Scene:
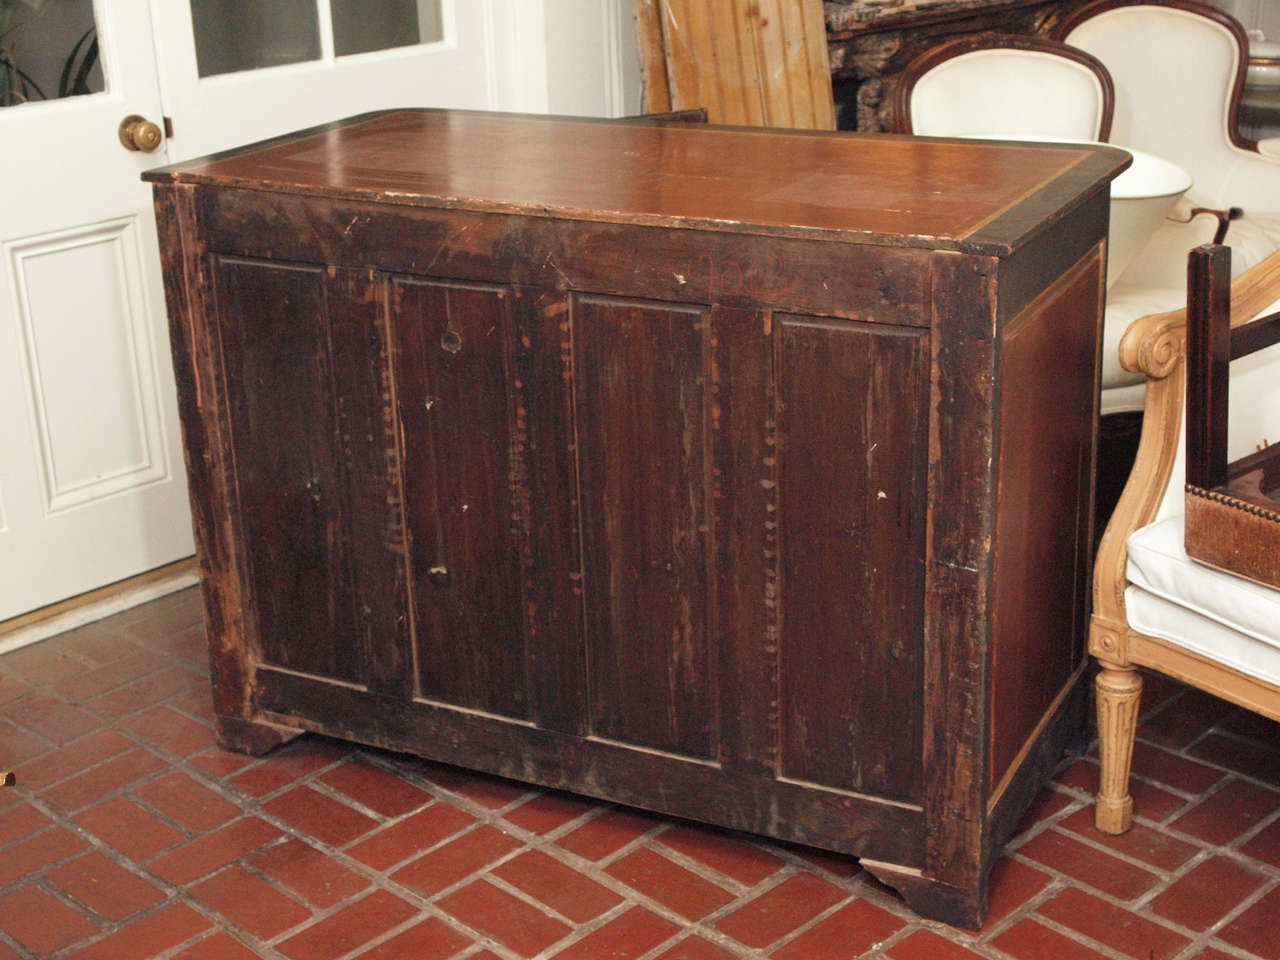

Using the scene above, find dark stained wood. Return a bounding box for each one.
[511,288,590,736]
[251,667,926,865]
[195,188,935,321]
[151,186,279,734]
[325,268,410,695]
[390,279,531,719]
[1184,243,1280,590]
[921,250,999,926]
[990,245,1103,791]
[150,111,1121,928]
[776,314,929,801]
[1185,245,1232,491]
[214,258,365,686]
[1230,310,1280,362]
[573,296,716,759]
[711,305,779,778]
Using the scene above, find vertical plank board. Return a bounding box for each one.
[391,279,531,720]
[989,247,1102,792]
[719,0,767,126]
[215,257,362,686]
[775,314,929,801]
[574,296,717,760]
[153,186,255,725]
[922,250,998,917]
[661,1,712,119]
[747,0,795,128]
[659,0,833,129]
[798,0,837,130]
[634,0,673,113]
[512,287,589,735]
[712,306,777,776]
[326,268,411,696]
[1185,244,1232,490]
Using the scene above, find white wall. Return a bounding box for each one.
[489,0,641,117]
[1206,0,1280,42]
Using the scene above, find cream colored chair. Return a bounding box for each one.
[1090,244,1280,834]
[892,34,1114,141]
[891,35,1191,417]
[1057,0,1280,279]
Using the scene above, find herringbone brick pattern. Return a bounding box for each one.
[1,588,1277,959]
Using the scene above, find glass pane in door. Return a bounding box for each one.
[331,0,442,57]
[189,0,320,78]
[1,0,103,107]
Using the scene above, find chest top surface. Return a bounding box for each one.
[145,109,1129,254]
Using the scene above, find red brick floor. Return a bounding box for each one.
[1,587,1278,959]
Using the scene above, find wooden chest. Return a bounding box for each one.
[146,110,1127,926]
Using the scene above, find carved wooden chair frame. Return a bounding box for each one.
[890,33,1116,139]
[1090,245,1280,834]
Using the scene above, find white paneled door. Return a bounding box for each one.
[0,0,537,621]
[148,1,494,163]
[0,0,189,622]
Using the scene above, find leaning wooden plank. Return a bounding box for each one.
[634,0,672,112]
[640,0,835,129]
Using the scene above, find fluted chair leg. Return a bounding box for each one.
[1095,666,1142,834]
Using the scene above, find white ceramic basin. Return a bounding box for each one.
[965,135,1191,288]
[1107,146,1194,287]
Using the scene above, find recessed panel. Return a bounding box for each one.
[215,256,365,685]
[574,296,716,760]
[391,277,532,719]
[776,314,929,801]
[6,218,169,514]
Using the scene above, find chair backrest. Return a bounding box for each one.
[1056,0,1255,204]
[892,34,1114,141]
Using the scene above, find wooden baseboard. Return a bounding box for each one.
[0,558,199,651]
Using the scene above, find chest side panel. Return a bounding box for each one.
[989,244,1104,794]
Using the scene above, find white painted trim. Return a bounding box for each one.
[602,0,626,117]
[0,569,200,656]
[478,0,501,110]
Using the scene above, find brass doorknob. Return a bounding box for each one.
[118,114,163,152]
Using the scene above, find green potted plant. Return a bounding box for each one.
[0,0,46,105]
[1,0,98,107]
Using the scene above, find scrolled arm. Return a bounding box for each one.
[1118,306,1185,379]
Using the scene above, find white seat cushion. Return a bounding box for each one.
[1126,514,1280,687]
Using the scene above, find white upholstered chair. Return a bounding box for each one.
[1057,0,1280,279]
[892,34,1114,141]
[1047,0,1280,414]
[1090,244,1280,834]
[892,35,1184,416]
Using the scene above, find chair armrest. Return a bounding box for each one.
[1093,247,1280,659]
[1094,307,1188,653]
[1117,305,1186,379]
[1229,246,1280,325]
